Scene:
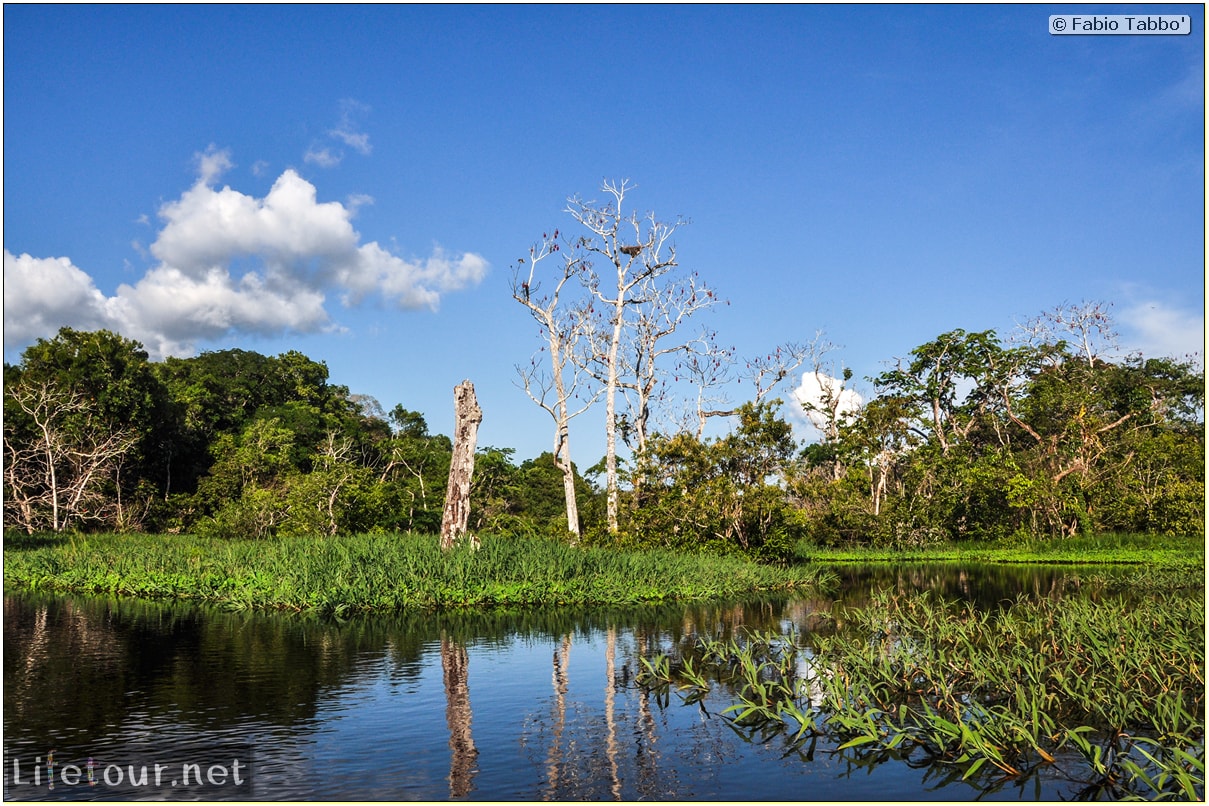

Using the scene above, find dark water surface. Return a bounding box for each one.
[2,564,1136,800]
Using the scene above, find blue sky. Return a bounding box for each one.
[4,4,1204,467]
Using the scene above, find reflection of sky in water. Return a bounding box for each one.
[4,572,1125,801]
[288,627,941,801]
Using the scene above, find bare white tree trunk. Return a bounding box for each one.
[603,291,625,532]
[554,413,580,539]
[5,379,138,533]
[568,179,684,533]
[513,236,599,540]
[440,380,482,550]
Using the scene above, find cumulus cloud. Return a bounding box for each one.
[4,148,487,359]
[789,371,865,440]
[1118,300,1204,364]
[3,252,115,346]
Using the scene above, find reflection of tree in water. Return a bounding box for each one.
[828,563,1095,613]
[542,633,571,799]
[5,596,125,743]
[7,591,858,798]
[603,627,621,801]
[633,630,669,798]
[529,630,668,801]
[3,592,431,751]
[531,605,817,802]
[441,634,478,798]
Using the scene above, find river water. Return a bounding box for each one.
[2,564,1145,800]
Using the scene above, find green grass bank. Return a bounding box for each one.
[796,532,1204,569]
[2,531,832,616]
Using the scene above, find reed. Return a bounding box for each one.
[2,531,834,614]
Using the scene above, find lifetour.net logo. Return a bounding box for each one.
[4,746,254,799]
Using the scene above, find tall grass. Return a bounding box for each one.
[2,532,833,615]
[796,531,1204,568]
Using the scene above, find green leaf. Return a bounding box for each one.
[837,734,880,751]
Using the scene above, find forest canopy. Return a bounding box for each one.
[3,315,1203,557]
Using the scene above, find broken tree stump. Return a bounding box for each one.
[440,380,482,550]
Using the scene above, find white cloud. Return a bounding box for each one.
[151,166,358,278]
[346,193,374,211]
[196,144,234,185]
[109,265,334,358]
[304,100,373,168]
[330,99,372,155]
[331,126,371,156]
[788,371,865,440]
[1118,300,1204,363]
[4,151,487,359]
[3,252,115,346]
[303,146,341,168]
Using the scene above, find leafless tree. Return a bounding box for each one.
[1014,300,1119,367]
[316,431,357,537]
[581,270,724,453]
[680,328,735,439]
[567,179,686,533]
[440,381,482,550]
[4,378,138,533]
[512,234,600,540]
[694,335,828,434]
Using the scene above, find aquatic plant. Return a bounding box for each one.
[637,587,1205,799]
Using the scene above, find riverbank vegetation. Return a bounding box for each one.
[638,585,1205,799]
[7,169,1207,559]
[797,532,1203,569]
[2,189,1202,556]
[4,311,1202,561]
[1,532,832,615]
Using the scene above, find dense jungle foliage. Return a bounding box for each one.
[3,324,1203,559]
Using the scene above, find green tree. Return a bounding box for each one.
[370,409,452,534]
[194,418,297,538]
[626,401,804,560]
[3,328,171,531]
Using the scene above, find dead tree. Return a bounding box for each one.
[4,378,139,533]
[1014,300,1119,368]
[440,380,482,550]
[568,179,684,533]
[694,336,829,435]
[612,270,722,454]
[512,235,599,540]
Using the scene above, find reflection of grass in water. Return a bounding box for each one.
[638,585,1205,800]
[2,532,835,615]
